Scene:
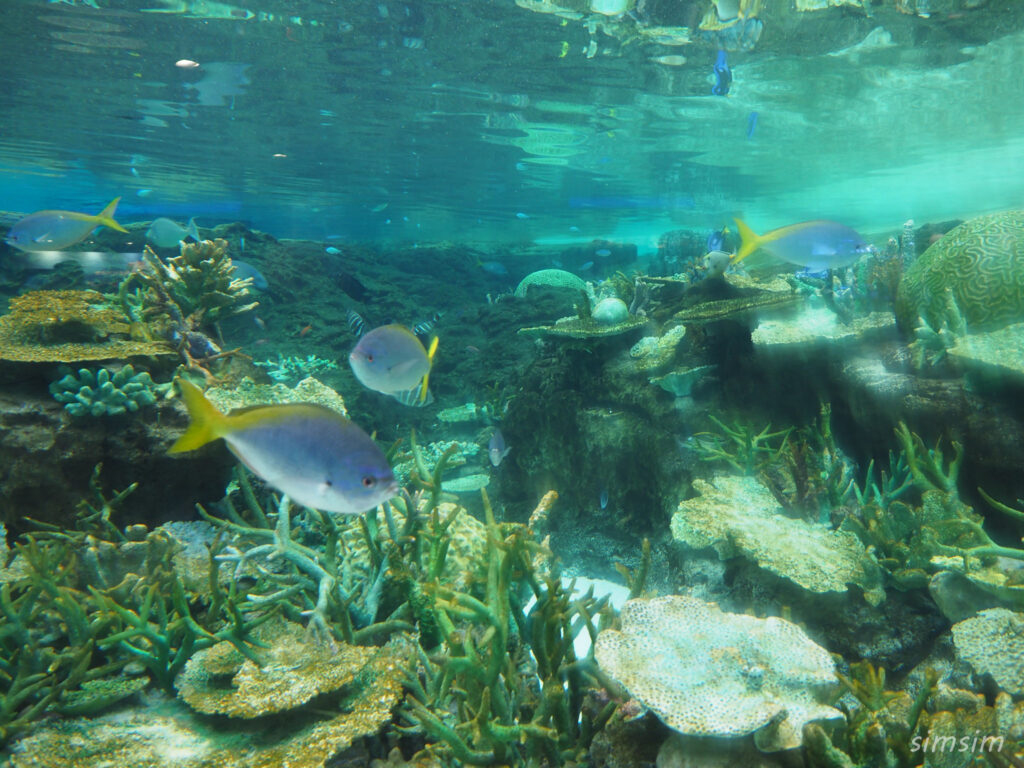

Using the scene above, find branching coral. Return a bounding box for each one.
[117,240,257,379]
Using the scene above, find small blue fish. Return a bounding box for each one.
[707,226,728,253]
[746,111,758,139]
[599,487,609,509]
[325,246,341,255]
[580,261,594,271]
[480,260,508,276]
[712,50,731,96]
[516,212,529,220]
[6,198,128,252]
[594,248,612,258]
[488,428,511,467]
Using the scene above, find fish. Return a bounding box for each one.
[594,248,612,258]
[707,226,728,253]
[299,324,313,337]
[169,378,397,515]
[712,49,731,96]
[412,311,444,337]
[349,324,438,406]
[5,197,129,252]
[732,218,870,270]
[488,428,510,467]
[704,250,732,278]
[346,309,366,337]
[479,260,509,276]
[580,261,594,271]
[746,111,758,139]
[146,217,200,248]
[599,487,609,509]
[325,246,341,255]
[230,259,268,291]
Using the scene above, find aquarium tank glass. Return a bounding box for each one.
[2,0,1024,766]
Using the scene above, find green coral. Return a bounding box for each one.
[514,269,589,298]
[49,365,166,417]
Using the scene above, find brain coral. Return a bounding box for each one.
[595,594,840,751]
[895,210,1024,332]
[514,268,588,298]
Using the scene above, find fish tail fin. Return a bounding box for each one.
[186,217,201,242]
[96,196,129,233]
[169,378,227,453]
[732,217,761,264]
[418,336,439,403]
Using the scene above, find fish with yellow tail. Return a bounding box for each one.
[5,197,129,252]
[732,218,870,271]
[169,379,397,515]
[349,324,438,406]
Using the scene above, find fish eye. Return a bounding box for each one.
[366,353,374,363]
[361,476,376,488]
[324,479,333,487]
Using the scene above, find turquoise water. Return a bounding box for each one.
[3,2,1024,767]
[3,1,1022,246]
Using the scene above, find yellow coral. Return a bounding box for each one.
[0,289,174,363]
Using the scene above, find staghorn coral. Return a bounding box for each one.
[594,594,841,751]
[49,364,167,417]
[0,289,174,363]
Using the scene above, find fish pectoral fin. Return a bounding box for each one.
[812,244,838,256]
[33,233,52,244]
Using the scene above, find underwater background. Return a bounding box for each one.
[3,0,1024,766]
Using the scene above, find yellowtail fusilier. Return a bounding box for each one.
[732,218,870,270]
[4,197,129,252]
[349,324,438,406]
[169,379,397,514]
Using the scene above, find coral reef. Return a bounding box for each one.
[254,354,338,384]
[117,240,257,378]
[895,210,1024,333]
[514,268,589,298]
[671,475,886,605]
[595,594,841,751]
[49,365,167,417]
[0,289,174,363]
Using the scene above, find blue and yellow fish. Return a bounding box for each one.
[170,379,396,515]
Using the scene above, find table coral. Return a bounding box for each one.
[177,617,380,717]
[594,594,841,751]
[671,475,886,605]
[0,289,174,363]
